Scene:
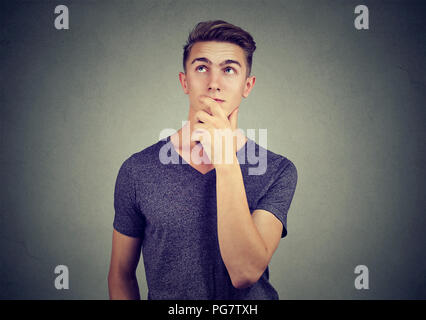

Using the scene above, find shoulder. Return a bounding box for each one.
[249,138,297,180]
[118,138,166,179]
[267,147,296,173]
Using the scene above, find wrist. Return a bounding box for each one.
[214,155,240,173]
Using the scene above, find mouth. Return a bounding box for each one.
[213,98,225,103]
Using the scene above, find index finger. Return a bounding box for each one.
[199,96,225,118]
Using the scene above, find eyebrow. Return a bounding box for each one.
[190,57,242,69]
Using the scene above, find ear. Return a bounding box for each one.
[242,75,256,98]
[179,72,189,94]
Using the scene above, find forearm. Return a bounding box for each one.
[215,157,268,288]
[108,273,141,300]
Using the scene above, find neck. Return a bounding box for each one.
[171,108,248,155]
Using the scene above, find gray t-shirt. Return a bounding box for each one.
[113,135,298,300]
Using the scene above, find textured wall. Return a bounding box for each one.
[0,0,425,299]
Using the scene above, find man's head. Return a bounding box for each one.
[179,20,257,117]
[182,20,256,78]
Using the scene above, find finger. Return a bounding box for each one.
[195,110,215,125]
[191,123,208,142]
[193,122,208,131]
[192,123,210,137]
[198,96,213,115]
[228,107,239,131]
[199,96,225,119]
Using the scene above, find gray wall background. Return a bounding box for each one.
[1,0,425,299]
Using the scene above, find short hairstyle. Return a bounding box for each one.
[183,20,256,78]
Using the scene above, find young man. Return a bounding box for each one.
[108,20,298,300]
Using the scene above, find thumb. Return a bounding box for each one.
[229,107,239,131]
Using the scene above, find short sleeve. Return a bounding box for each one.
[113,158,145,238]
[254,159,298,238]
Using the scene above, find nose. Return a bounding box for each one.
[208,69,221,92]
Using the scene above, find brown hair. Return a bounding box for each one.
[183,20,256,78]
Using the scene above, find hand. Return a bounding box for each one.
[192,96,239,167]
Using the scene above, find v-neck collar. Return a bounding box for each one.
[165,135,248,177]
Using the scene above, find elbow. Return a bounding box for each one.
[227,250,270,289]
[231,277,254,289]
[230,268,265,289]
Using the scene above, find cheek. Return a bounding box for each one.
[187,76,206,93]
[228,81,246,98]
[225,84,245,110]
[225,77,245,90]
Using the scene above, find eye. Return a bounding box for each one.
[196,65,207,72]
[224,67,235,74]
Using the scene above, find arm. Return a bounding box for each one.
[108,229,143,299]
[193,97,284,289]
[215,157,283,289]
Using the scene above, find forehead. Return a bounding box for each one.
[189,41,246,66]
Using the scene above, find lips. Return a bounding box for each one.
[203,95,225,103]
